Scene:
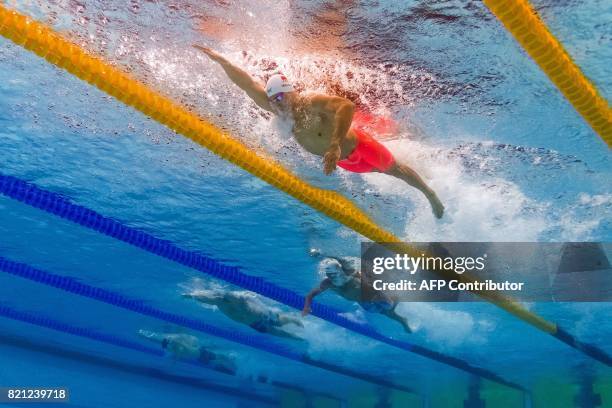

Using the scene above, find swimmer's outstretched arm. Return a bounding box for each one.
[182,290,220,305]
[311,96,355,174]
[193,45,273,112]
[137,329,165,345]
[302,278,332,316]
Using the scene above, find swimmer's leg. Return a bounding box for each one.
[212,356,238,376]
[384,162,444,219]
[382,308,413,334]
[268,326,305,341]
[278,313,304,328]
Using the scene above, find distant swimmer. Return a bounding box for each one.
[302,256,412,333]
[138,330,237,375]
[193,45,444,218]
[183,289,305,341]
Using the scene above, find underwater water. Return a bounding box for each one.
[0,0,611,407]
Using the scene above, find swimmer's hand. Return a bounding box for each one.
[193,45,223,62]
[301,299,312,317]
[323,144,341,175]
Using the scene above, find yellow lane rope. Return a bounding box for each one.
[483,0,612,146]
[0,5,557,334]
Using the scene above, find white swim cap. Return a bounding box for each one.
[319,258,351,287]
[265,74,294,98]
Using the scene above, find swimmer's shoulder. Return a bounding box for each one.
[339,256,361,273]
[308,94,353,111]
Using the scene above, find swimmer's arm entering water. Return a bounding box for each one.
[311,96,355,174]
[193,45,273,112]
[302,278,332,316]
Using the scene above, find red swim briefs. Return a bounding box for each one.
[337,127,395,173]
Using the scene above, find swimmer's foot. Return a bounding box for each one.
[181,293,194,299]
[427,191,445,219]
[402,320,413,334]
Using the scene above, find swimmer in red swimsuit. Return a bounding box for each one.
[195,46,445,218]
[336,127,396,174]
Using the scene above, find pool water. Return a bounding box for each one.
[0,1,610,407]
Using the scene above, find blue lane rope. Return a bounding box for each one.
[0,173,524,388]
[0,304,164,357]
[553,327,612,366]
[0,255,416,394]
